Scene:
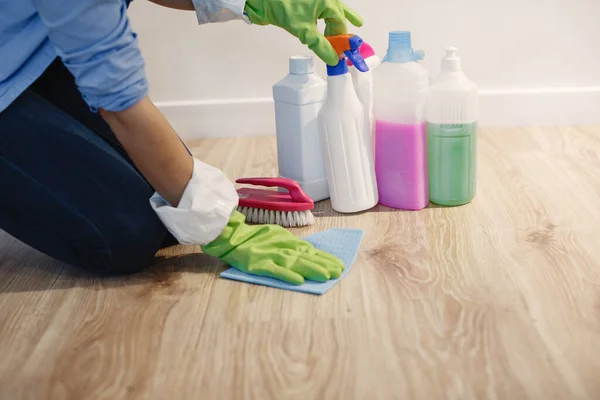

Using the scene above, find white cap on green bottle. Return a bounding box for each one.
[442,47,461,72]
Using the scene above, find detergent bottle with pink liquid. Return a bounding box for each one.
[373,31,430,210]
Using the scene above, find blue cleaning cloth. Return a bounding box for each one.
[220,228,364,295]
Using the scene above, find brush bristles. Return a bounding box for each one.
[237,207,315,227]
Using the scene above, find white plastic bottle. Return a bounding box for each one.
[426,47,478,206]
[319,35,378,213]
[273,56,329,202]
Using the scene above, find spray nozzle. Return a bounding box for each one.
[325,34,369,76]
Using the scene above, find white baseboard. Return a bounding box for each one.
[156,98,275,139]
[155,87,600,139]
[478,86,600,126]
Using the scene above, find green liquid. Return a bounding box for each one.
[426,122,477,206]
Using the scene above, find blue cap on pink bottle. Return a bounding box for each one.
[383,31,425,63]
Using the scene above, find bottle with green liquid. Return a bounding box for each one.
[426,47,478,206]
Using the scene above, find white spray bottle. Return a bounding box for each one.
[318,34,378,213]
[348,42,381,144]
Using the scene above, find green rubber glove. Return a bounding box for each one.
[244,0,363,66]
[201,211,344,285]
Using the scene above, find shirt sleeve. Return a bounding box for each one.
[32,0,147,112]
[191,0,251,24]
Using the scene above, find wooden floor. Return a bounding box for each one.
[1,126,600,399]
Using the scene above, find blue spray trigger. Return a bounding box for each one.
[345,50,369,72]
[325,34,371,76]
[345,35,369,72]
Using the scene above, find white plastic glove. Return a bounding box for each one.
[149,158,239,245]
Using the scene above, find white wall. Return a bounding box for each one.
[128,0,600,137]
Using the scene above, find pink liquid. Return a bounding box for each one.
[375,120,429,210]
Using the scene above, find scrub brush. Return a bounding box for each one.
[235,177,315,227]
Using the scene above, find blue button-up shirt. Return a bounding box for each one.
[0,0,146,113]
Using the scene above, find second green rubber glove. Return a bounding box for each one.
[201,211,345,285]
[244,0,363,66]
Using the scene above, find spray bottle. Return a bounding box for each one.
[373,31,430,210]
[426,47,478,206]
[348,42,381,145]
[318,34,378,213]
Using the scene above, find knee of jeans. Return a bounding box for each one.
[71,215,168,276]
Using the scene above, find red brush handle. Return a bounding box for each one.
[235,177,313,203]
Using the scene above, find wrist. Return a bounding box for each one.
[191,0,251,24]
[150,158,239,246]
[200,210,245,256]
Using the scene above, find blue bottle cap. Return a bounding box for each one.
[383,31,425,63]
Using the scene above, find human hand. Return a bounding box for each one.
[201,211,345,285]
[244,0,363,66]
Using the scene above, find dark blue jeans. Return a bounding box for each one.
[0,59,177,275]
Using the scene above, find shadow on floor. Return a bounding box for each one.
[0,201,466,294]
[312,199,459,217]
[0,241,227,294]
